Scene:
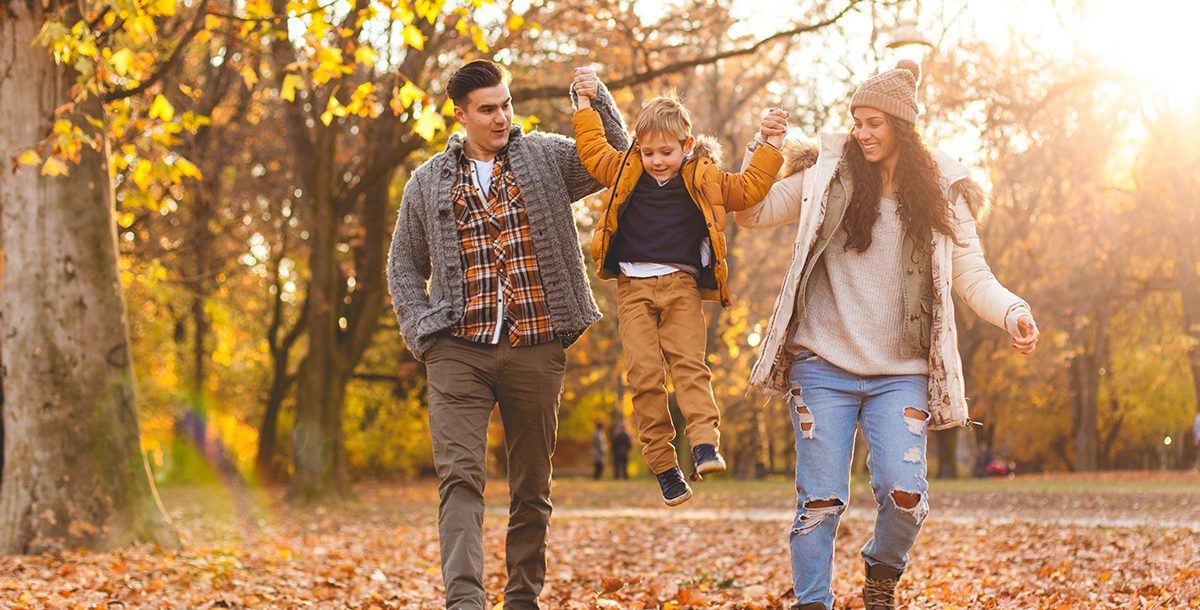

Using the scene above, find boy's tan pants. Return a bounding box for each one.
[616,272,720,474]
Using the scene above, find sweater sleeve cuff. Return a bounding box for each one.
[1004,302,1032,337]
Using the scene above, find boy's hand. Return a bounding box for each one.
[572,67,599,108]
[759,108,789,149]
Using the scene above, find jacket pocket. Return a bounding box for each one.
[919,297,933,352]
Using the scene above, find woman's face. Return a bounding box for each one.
[851,107,898,166]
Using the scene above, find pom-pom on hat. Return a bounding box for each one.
[850,59,921,123]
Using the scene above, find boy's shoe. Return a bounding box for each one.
[692,444,727,477]
[862,561,903,610]
[655,467,693,506]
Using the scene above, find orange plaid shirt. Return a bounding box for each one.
[449,150,557,347]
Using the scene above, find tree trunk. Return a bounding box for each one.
[285,126,353,505]
[1,245,5,488]
[1176,235,1200,440]
[0,3,179,552]
[1069,353,1100,472]
[256,361,292,480]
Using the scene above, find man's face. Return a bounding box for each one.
[454,83,513,159]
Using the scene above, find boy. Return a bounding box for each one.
[572,72,787,505]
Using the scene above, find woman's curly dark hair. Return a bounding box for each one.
[841,115,960,254]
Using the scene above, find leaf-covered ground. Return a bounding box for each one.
[3,473,1198,609]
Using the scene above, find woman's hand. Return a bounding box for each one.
[759,107,789,148]
[1011,315,1039,355]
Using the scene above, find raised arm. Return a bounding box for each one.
[734,109,805,229]
[572,105,626,187]
[551,68,630,202]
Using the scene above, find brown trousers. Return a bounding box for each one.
[425,335,566,610]
[617,272,720,474]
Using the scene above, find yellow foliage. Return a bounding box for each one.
[397,81,424,110]
[17,149,42,167]
[110,47,135,76]
[41,157,69,177]
[280,74,304,102]
[401,24,426,50]
[149,94,175,121]
[413,104,446,140]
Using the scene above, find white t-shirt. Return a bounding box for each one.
[469,158,495,194]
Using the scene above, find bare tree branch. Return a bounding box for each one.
[510,0,865,102]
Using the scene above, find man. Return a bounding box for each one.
[611,423,632,480]
[387,60,627,610]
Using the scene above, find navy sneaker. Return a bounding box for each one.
[655,466,693,506]
[692,443,727,477]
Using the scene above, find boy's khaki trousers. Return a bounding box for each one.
[617,272,721,474]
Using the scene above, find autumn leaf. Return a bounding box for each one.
[413,105,445,140]
[110,48,134,75]
[41,156,69,176]
[149,94,175,121]
[281,73,304,102]
[18,149,42,167]
[401,24,426,50]
[397,81,424,111]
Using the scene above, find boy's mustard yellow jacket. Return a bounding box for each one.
[572,106,784,307]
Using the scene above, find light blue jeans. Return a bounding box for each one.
[787,352,931,609]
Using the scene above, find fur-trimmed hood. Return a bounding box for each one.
[774,137,989,223]
[688,134,723,168]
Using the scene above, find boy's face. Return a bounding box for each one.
[638,131,694,183]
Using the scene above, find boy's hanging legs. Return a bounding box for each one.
[656,272,719,450]
[616,275,677,474]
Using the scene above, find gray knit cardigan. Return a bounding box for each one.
[387,83,629,361]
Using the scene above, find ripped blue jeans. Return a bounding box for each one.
[787,352,930,609]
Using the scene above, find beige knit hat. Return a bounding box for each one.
[850,59,921,123]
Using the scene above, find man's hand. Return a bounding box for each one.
[572,66,599,109]
[759,107,789,149]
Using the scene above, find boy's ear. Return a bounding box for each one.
[683,135,696,155]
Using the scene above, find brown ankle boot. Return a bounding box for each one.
[796,603,826,610]
[862,561,903,610]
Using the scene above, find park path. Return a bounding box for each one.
[543,505,1200,531]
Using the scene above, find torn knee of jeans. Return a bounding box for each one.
[890,487,929,522]
[792,497,844,535]
[903,406,929,435]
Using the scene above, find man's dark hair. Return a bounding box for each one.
[446,60,511,106]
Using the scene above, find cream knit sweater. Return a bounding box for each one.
[787,198,930,376]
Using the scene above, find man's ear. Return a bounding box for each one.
[453,103,466,125]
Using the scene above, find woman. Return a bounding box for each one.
[740,60,1038,610]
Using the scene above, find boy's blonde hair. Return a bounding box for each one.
[634,94,692,143]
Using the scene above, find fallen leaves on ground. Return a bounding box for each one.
[1,474,1198,609]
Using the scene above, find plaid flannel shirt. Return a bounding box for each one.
[449,150,557,347]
